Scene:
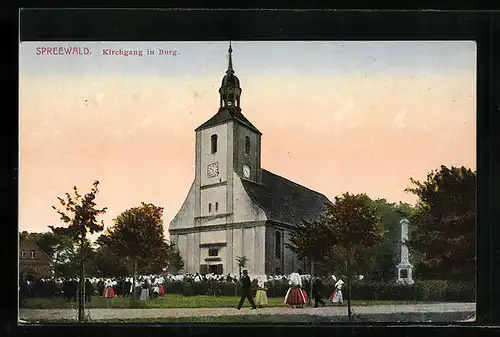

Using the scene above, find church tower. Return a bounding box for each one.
[169,42,331,276]
[194,42,262,227]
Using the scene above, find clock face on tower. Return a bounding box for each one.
[207,162,219,178]
[243,165,250,179]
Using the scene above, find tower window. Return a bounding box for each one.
[208,203,212,212]
[275,231,281,259]
[211,134,218,154]
[245,136,250,155]
[215,202,219,212]
[30,250,35,259]
[21,250,26,259]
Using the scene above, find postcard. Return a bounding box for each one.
[18,40,476,324]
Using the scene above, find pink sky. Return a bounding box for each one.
[19,41,476,241]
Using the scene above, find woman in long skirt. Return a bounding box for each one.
[254,277,268,308]
[284,272,307,308]
[329,278,344,304]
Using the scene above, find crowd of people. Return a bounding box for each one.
[20,271,358,308]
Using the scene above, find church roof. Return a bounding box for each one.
[241,169,332,226]
[195,107,262,134]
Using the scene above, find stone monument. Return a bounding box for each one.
[396,218,414,284]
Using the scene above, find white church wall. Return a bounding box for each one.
[187,233,196,273]
[193,232,200,272]
[169,181,195,230]
[200,124,228,187]
[177,234,188,272]
[200,186,227,217]
[232,172,267,223]
[232,228,243,273]
[200,246,226,269]
[200,230,226,244]
[242,227,255,273]
[225,229,233,273]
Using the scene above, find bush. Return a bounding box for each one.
[182,281,211,296]
[163,281,184,294]
[347,280,475,302]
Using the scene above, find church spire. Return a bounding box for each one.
[219,41,241,109]
[227,41,234,75]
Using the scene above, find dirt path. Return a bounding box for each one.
[19,302,476,321]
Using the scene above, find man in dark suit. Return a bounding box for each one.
[237,270,257,310]
[312,276,326,308]
[85,279,93,302]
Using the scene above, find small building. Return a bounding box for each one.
[19,239,51,279]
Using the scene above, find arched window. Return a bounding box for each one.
[245,136,250,155]
[275,231,281,259]
[208,203,212,212]
[211,134,218,154]
[215,202,219,212]
[21,250,26,259]
[30,250,35,259]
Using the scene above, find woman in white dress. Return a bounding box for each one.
[329,278,344,304]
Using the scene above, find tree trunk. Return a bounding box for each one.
[132,259,137,300]
[347,246,353,322]
[78,231,85,323]
[310,260,315,307]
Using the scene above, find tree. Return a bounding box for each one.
[89,236,129,278]
[405,165,476,282]
[235,255,249,279]
[325,193,383,321]
[99,202,169,299]
[286,216,333,301]
[50,181,107,322]
[369,200,416,282]
[165,244,185,274]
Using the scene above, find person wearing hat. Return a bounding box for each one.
[236,270,257,310]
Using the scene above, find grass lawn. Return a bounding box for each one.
[20,295,434,309]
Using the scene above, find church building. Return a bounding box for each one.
[169,44,332,276]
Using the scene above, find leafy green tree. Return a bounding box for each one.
[50,181,107,322]
[405,165,476,282]
[324,193,383,321]
[99,202,169,299]
[286,216,333,299]
[165,244,185,274]
[89,236,129,278]
[369,200,416,281]
[235,255,249,279]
